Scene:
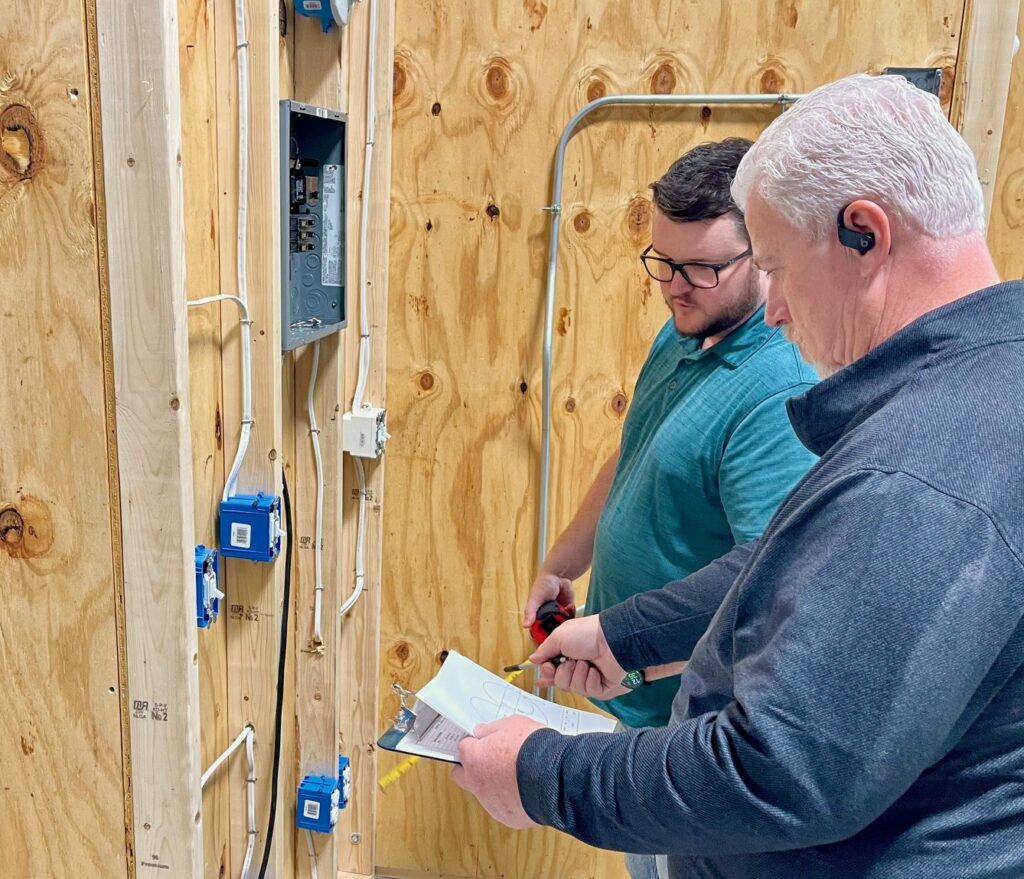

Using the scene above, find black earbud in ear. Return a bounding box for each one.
[837,204,875,255]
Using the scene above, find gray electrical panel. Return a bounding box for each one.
[280,100,347,352]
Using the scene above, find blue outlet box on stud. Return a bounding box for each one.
[195,545,222,628]
[296,774,341,833]
[219,493,282,563]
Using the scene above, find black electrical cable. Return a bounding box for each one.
[257,470,292,879]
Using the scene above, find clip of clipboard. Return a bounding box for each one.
[377,683,465,765]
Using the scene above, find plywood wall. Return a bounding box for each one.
[0,1,131,875]
[378,2,967,877]
[989,0,1024,279]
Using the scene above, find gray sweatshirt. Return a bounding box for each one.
[517,282,1024,878]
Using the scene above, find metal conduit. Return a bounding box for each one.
[536,92,804,568]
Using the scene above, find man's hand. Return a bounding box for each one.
[530,615,630,699]
[453,716,543,829]
[523,571,575,627]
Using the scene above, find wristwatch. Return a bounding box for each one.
[620,669,647,690]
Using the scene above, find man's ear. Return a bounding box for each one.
[837,200,891,263]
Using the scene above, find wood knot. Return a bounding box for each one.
[0,104,43,179]
[564,397,577,413]
[393,59,407,100]
[586,77,607,102]
[0,507,25,546]
[519,380,528,395]
[626,196,652,240]
[781,0,799,28]
[557,307,572,336]
[437,649,450,665]
[391,641,412,663]
[760,67,785,94]
[486,203,500,220]
[651,62,677,94]
[169,395,181,411]
[0,497,53,559]
[485,63,510,100]
[431,101,442,116]
[418,371,435,391]
[126,156,136,167]
[700,105,713,131]
[524,0,548,31]
[939,66,955,107]
[611,392,628,415]
[572,211,591,234]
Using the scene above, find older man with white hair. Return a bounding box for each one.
[452,73,1024,878]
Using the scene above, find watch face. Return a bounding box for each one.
[621,670,645,690]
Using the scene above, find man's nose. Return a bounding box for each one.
[764,283,790,327]
[669,269,695,295]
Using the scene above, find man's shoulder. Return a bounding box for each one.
[731,329,818,404]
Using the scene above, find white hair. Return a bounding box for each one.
[732,73,985,239]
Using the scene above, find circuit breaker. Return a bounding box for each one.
[280,100,347,352]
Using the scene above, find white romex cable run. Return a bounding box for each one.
[307,340,325,643]
[222,0,254,503]
[201,723,257,879]
[341,0,380,619]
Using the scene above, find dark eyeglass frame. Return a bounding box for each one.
[640,243,753,289]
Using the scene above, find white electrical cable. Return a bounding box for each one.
[201,724,257,879]
[241,726,257,879]
[221,0,254,504]
[185,293,253,499]
[339,0,379,620]
[305,829,319,879]
[339,455,368,616]
[351,0,378,413]
[201,724,251,788]
[307,341,325,644]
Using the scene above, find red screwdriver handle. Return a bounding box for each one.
[529,600,576,646]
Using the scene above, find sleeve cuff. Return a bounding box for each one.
[516,727,569,826]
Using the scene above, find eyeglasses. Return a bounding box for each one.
[640,244,752,289]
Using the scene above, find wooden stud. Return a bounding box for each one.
[291,16,346,879]
[951,0,1022,225]
[213,0,288,875]
[95,0,204,875]
[177,0,234,874]
[338,0,396,874]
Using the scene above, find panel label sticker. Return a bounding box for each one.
[322,163,342,287]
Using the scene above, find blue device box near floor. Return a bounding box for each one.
[296,757,351,833]
[219,493,282,562]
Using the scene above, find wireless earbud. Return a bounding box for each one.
[837,204,875,255]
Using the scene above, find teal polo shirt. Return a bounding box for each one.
[588,306,817,728]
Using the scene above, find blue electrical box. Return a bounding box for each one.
[195,545,222,627]
[296,757,351,834]
[280,100,347,352]
[219,493,282,563]
[296,774,341,833]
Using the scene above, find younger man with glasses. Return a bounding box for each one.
[523,138,817,878]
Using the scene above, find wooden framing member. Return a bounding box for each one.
[951,0,1022,224]
[337,1,396,874]
[291,15,346,879]
[94,0,204,875]
[213,0,289,874]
